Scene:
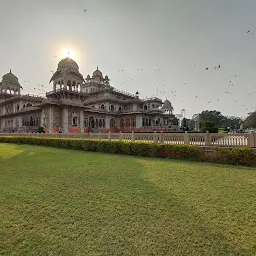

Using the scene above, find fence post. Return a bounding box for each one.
[248,131,255,148]
[119,131,122,141]
[108,131,111,140]
[153,131,157,144]
[184,131,190,145]
[204,131,210,146]
[131,131,134,141]
[98,132,101,140]
[159,132,163,144]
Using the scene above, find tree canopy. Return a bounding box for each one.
[244,111,256,128]
[191,110,242,130]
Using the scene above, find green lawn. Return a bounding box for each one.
[0,144,255,256]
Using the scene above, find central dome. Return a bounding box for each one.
[2,70,19,84]
[93,67,103,77]
[57,57,79,71]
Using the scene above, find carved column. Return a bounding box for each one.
[49,107,54,134]
[62,107,68,133]
[53,82,57,92]
[80,110,84,133]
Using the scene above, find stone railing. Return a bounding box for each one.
[0,131,255,148]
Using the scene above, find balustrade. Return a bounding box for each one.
[0,131,255,148]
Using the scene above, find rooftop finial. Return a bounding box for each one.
[97,66,99,70]
[10,69,12,73]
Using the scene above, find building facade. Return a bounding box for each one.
[0,57,178,133]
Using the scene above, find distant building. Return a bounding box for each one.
[0,57,178,133]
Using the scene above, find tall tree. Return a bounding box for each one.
[221,116,242,129]
[244,111,256,128]
[191,111,242,130]
[192,110,224,128]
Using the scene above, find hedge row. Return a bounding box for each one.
[0,136,255,165]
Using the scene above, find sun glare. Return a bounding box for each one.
[63,49,75,60]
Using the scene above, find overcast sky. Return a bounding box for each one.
[1,0,256,118]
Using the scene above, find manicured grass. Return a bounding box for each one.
[0,143,256,256]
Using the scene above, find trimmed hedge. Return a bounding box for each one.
[0,136,255,166]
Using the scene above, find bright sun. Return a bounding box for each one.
[63,49,75,59]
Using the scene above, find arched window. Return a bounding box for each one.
[110,118,115,128]
[142,118,145,126]
[132,120,136,128]
[101,104,105,110]
[26,103,32,108]
[72,81,76,91]
[120,119,124,128]
[96,119,99,127]
[125,118,130,128]
[72,114,78,126]
[144,105,148,111]
[110,104,115,112]
[103,119,105,128]
[152,104,155,109]
[99,119,102,127]
[30,116,33,126]
[85,118,88,127]
[89,117,95,128]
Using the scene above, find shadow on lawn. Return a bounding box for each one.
[0,143,253,255]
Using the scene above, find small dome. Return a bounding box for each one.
[87,74,90,79]
[105,75,109,80]
[2,70,19,84]
[93,66,102,77]
[57,57,79,71]
[162,99,173,111]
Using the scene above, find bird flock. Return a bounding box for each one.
[15,7,256,116]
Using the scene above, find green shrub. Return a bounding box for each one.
[204,121,215,128]
[202,121,219,133]
[0,136,255,165]
[37,127,45,133]
[202,127,219,133]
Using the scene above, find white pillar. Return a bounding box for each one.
[62,108,68,133]
[64,78,67,90]
[80,110,84,133]
[49,107,54,134]
[53,82,57,92]
[105,116,110,129]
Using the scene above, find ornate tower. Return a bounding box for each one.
[46,57,86,134]
[0,70,22,95]
[49,57,84,92]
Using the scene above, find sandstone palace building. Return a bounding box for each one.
[0,57,178,133]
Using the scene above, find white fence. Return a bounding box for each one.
[0,131,256,148]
